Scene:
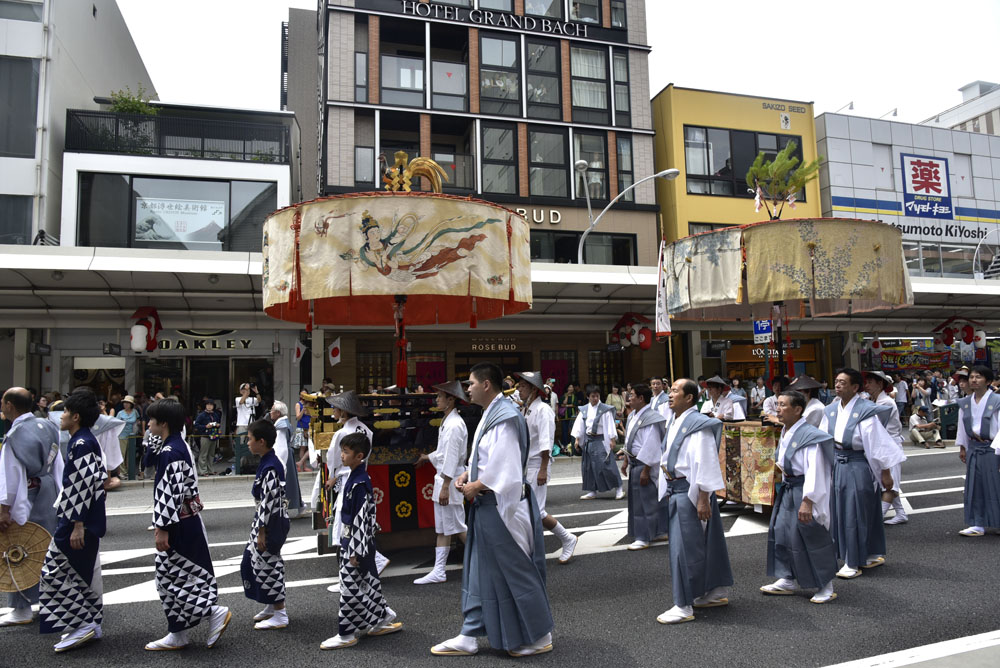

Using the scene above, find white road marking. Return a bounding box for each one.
[900,486,964,498]
[901,474,964,485]
[822,628,1000,667]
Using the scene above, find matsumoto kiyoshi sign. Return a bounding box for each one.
[889,220,988,242]
[901,154,953,220]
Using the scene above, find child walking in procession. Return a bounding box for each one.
[242,419,291,629]
[145,398,231,651]
[38,387,107,652]
[321,433,402,649]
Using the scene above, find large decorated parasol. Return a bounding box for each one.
[0,521,51,593]
[656,217,914,374]
[263,152,532,388]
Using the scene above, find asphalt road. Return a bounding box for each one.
[1,445,996,668]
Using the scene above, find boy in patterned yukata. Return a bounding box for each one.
[145,398,232,651]
[242,419,291,630]
[38,388,107,652]
[320,433,401,649]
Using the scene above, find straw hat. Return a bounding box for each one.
[326,390,370,417]
[789,375,822,391]
[432,380,468,403]
[122,395,136,405]
[512,370,545,392]
[863,370,893,386]
[705,375,730,389]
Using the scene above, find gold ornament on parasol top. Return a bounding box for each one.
[0,521,52,593]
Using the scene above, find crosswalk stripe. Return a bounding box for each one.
[901,486,964,498]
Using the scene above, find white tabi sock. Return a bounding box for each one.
[434,546,449,572]
[890,497,906,518]
[881,500,891,516]
[166,630,189,646]
[550,522,573,544]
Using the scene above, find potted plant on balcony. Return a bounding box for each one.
[105,84,157,155]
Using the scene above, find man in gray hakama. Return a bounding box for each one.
[656,379,733,625]
[620,383,668,551]
[761,391,838,604]
[572,385,622,500]
[431,363,554,658]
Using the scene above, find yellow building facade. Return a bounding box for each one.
[652,85,822,242]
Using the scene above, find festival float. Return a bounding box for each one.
[262,152,531,549]
[656,143,914,508]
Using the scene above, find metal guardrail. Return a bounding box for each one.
[65,109,291,164]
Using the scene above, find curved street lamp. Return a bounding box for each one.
[575,161,680,265]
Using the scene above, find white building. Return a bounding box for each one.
[921,81,1000,137]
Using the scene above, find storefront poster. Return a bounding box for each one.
[135,197,226,249]
[880,350,951,371]
[901,154,953,220]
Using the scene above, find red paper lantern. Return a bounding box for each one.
[871,339,881,350]
[638,327,653,350]
[961,325,975,344]
[610,331,620,344]
[942,327,955,346]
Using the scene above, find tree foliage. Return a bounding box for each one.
[745,140,822,219]
[109,84,158,115]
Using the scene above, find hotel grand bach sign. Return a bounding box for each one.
[356,1,629,42]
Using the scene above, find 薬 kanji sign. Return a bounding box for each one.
[901,153,952,220]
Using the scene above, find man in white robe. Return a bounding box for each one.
[0,387,63,627]
[864,371,907,525]
[649,377,670,414]
[760,390,837,604]
[571,387,622,500]
[656,379,733,625]
[620,383,668,550]
[819,369,905,578]
[515,371,578,563]
[431,363,553,657]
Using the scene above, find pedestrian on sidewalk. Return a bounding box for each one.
[144,398,231,651]
[38,387,108,652]
[294,391,313,472]
[233,382,261,474]
[193,401,222,476]
[242,419,291,630]
[413,381,468,585]
[320,433,402,649]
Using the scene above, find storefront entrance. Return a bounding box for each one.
[136,357,274,423]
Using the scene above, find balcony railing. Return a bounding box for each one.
[65,110,291,164]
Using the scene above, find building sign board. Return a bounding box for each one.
[752,320,772,344]
[401,1,591,37]
[900,153,953,220]
[135,198,227,250]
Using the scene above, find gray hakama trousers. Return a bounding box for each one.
[964,443,1000,528]
[461,491,554,650]
[830,449,885,568]
[627,460,669,542]
[581,435,620,493]
[665,478,734,608]
[766,475,838,588]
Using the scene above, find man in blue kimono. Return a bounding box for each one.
[431,362,554,657]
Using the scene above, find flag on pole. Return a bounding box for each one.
[655,241,672,339]
[293,339,307,365]
[327,337,341,367]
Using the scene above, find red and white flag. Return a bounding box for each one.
[655,241,672,339]
[327,337,342,367]
[293,339,307,365]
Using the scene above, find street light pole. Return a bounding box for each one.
[576,164,680,265]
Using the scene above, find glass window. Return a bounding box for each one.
[132,178,230,251]
[610,0,626,27]
[355,52,367,103]
[617,135,633,202]
[227,181,278,252]
[355,146,374,183]
[530,230,635,265]
[0,194,32,245]
[902,241,922,275]
[78,173,131,248]
[381,55,424,107]
[529,128,567,198]
[0,1,42,21]
[570,47,608,124]
[526,39,560,120]
[480,0,513,9]
[684,126,708,176]
[0,56,40,158]
[436,0,471,4]
[432,61,467,111]
[684,125,804,200]
[525,0,562,18]
[612,51,629,125]
[480,35,520,116]
[570,0,600,23]
[481,124,516,194]
[575,132,607,200]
